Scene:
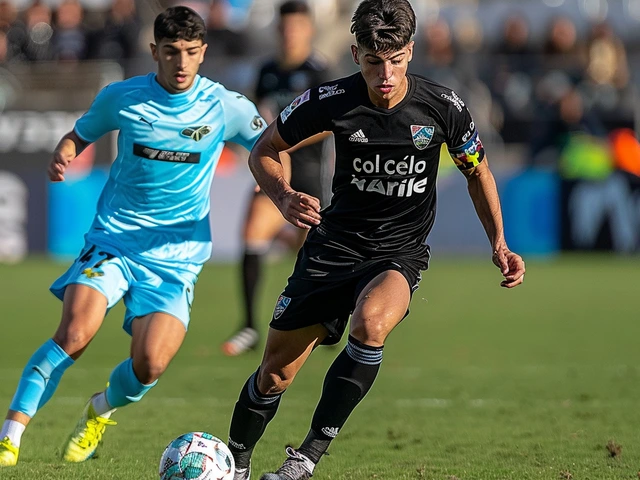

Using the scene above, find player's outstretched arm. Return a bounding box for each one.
[248,122,321,229]
[48,131,90,182]
[285,131,332,154]
[462,159,525,288]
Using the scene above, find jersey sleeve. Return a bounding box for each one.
[221,90,266,151]
[443,91,486,171]
[275,87,331,147]
[73,84,120,143]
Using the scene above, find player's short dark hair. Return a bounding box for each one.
[350,0,416,53]
[154,6,206,43]
[279,0,311,17]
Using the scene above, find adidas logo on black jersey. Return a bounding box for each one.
[349,129,368,143]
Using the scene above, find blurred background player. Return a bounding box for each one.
[221,0,334,357]
[0,6,265,467]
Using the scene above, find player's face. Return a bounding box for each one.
[351,42,414,108]
[151,38,207,94]
[278,13,314,57]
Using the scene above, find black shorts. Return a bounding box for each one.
[269,229,426,345]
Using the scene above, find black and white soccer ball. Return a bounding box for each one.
[159,432,235,480]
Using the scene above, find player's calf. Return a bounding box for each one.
[228,371,284,472]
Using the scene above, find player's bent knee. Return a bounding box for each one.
[133,357,169,384]
[350,319,391,346]
[52,330,93,356]
[256,369,292,395]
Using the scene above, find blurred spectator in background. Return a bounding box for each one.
[422,18,454,67]
[205,0,249,59]
[1,0,24,61]
[580,21,632,117]
[0,0,13,31]
[541,16,584,76]
[531,85,607,170]
[414,18,456,83]
[495,13,531,57]
[88,0,138,61]
[493,13,534,71]
[0,30,7,64]
[16,0,54,61]
[585,22,629,90]
[413,18,470,94]
[51,0,87,61]
[453,15,484,55]
[487,13,537,141]
[529,16,588,149]
[412,17,499,149]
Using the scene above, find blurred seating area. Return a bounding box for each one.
[0,0,639,166]
[2,0,640,260]
[0,0,140,62]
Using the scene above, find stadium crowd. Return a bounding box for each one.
[0,0,638,164]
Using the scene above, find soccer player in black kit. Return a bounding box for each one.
[228,0,526,478]
[221,0,333,356]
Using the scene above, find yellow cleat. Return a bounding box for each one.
[62,398,116,463]
[0,436,19,467]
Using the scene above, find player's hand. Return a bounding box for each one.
[48,150,73,182]
[492,247,525,288]
[278,190,322,229]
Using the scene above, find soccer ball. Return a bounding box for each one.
[159,432,235,480]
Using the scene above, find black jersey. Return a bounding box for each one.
[255,53,331,113]
[257,53,334,205]
[276,73,485,266]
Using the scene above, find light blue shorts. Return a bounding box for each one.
[50,243,200,335]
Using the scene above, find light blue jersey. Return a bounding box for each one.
[50,73,265,333]
[75,72,265,268]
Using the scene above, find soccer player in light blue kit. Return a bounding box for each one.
[0,6,266,466]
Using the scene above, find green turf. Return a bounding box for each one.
[1,254,639,479]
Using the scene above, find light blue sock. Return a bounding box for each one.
[106,358,157,408]
[10,339,74,417]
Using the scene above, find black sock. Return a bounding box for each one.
[228,370,282,469]
[298,335,383,464]
[241,251,262,330]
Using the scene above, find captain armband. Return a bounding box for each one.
[449,131,486,171]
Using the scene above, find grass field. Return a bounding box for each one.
[0,255,639,479]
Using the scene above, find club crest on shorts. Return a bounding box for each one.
[411,125,435,150]
[273,294,291,319]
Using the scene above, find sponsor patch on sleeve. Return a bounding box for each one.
[318,84,345,100]
[449,131,485,170]
[280,89,310,123]
[441,90,465,112]
[251,115,265,131]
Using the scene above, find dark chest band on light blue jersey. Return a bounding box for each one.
[133,143,201,164]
